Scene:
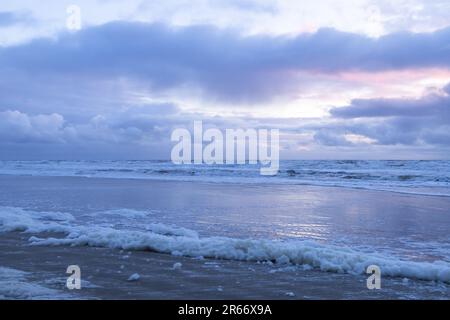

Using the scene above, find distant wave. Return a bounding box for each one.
[0,160,449,196]
[1,206,450,283]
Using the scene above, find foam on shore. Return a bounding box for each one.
[1,206,450,283]
[0,266,72,299]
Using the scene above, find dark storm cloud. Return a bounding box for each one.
[1,22,450,104]
[330,93,450,120]
[323,84,450,146]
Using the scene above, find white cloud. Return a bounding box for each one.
[0,110,65,143]
[2,0,450,46]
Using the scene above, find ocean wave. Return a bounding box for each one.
[1,206,450,283]
[1,160,449,196]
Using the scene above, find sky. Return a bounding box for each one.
[0,0,449,160]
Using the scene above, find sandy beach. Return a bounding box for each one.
[0,175,449,299]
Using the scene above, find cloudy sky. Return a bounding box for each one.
[0,0,449,160]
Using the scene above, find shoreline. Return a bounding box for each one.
[0,173,448,198]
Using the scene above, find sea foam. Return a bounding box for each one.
[1,206,450,283]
